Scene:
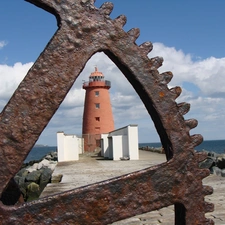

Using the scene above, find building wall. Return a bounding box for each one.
[101,125,139,160]
[82,86,114,134]
[57,132,83,162]
[128,125,139,160]
[82,84,114,152]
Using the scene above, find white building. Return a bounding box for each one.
[57,125,139,162]
[101,124,139,160]
[57,132,83,162]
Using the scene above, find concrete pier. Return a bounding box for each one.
[40,150,225,224]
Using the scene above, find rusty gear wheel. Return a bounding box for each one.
[0,0,214,224]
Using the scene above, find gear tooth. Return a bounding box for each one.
[81,0,96,5]
[127,28,140,42]
[185,118,198,129]
[114,15,127,27]
[170,86,182,99]
[139,41,153,55]
[99,2,114,15]
[159,71,173,84]
[177,102,190,115]
[204,201,214,213]
[150,56,163,69]
[196,168,210,179]
[195,151,208,162]
[203,185,214,195]
[205,218,215,225]
[190,134,203,147]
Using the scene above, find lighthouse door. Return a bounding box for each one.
[83,133,101,152]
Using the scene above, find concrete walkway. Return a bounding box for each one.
[40,151,225,224]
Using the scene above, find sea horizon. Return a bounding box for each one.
[139,139,225,154]
[25,139,225,163]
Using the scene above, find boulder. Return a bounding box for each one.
[25,170,42,183]
[26,163,39,173]
[16,168,29,178]
[207,151,218,157]
[221,169,225,177]
[26,182,40,202]
[39,168,52,192]
[48,162,57,171]
[45,154,52,160]
[50,151,58,161]
[51,174,63,183]
[199,157,215,169]
[216,156,225,169]
[211,166,221,176]
[38,159,50,170]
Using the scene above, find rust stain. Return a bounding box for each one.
[159,91,165,97]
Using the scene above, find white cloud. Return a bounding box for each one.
[148,43,225,141]
[149,43,225,98]
[0,62,33,109]
[0,44,225,145]
[0,41,7,49]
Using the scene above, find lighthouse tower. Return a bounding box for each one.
[82,67,115,152]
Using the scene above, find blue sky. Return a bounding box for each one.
[0,0,225,145]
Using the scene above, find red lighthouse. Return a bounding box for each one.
[82,67,115,152]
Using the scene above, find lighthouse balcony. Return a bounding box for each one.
[83,80,111,88]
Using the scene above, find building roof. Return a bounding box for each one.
[90,67,104,77]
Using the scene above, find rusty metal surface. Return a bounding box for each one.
[0,0,214,224]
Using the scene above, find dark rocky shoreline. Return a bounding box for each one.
[140,146,225,177]
[199,150,225,177]
[14,151,58,202]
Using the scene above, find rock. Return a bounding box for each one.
[16,168,29,177]
[26,182,40,202]
[39,168,52,192]
[26,163,39,173]
[216,156,225,169]
[45,154,52,160]
[199,157,215,169]
[14,152,58,202]
[50,151,58,161]
[25,170,42,183]
[221,169,225,177]
[48,162,57,171]
[38,159,50,170]
[207,151,217,157]
[27,160,40,167]
[211,166,221,176]
[51,174,63,183]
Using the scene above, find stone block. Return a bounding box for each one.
[25,170,42,183]
[221,169,225,177]
[38,159,50,170]
[211,166,221,176]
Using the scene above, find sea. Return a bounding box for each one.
[24,146,57,163]
[24,139,225,163]
[139,139,225,154]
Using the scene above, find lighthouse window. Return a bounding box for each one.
[95,117,100,121]
[95,103,100,109]
[95,91,99,97]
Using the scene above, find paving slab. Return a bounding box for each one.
[40,150,225,224]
